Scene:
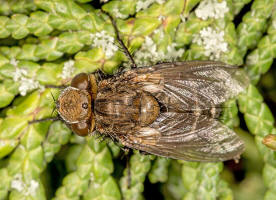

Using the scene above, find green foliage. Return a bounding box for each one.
[237,0,274,58]
[120,152,154,200]
[245,9,276,84]
[0,0,275,199]
[181,162,228,200]
[148,157,171,184]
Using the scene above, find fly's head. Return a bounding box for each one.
[57,87,91,123]
[57,73,97,136]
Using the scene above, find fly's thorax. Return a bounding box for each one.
[94,89,160,131]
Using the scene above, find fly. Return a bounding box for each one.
[29,9,249,162]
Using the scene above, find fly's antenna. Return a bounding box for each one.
[101,9,137,69]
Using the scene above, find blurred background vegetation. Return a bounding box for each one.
[0,0,275,199]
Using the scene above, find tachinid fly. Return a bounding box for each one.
[52,61,248,162]
[31,10,249,162]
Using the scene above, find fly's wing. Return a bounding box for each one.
[129,61,249,112]
[120,112,244,162]
[112,61,248,161]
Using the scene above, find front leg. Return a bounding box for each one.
[101,9,137,69]
[138,150,151,155]
[45,84,67,89]
[28,116,60,124]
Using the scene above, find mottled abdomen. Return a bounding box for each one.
[94,89,160,134]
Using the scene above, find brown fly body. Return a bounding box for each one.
[55,61,248,162]
[31,10,249,162]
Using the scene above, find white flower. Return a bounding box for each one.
[0,140,16,147]
[273,18,276,29]
[13,67,28,82]
[11,174,24,192]
[90,31,118,59]
[60,60,75,79]
[195,0,229,20]
[180,14,186,22]
[135,36,184,66]
[165,43,184,60]
[90,172,95,182]
[136,0,165,12]
[158,15,166,21]
[10,58,19,66]
[11,174,39,196]
[113,8,128,19]
[135,36,160,65]
[10,59,27,82]
[29,180,39,195]
[193,27,228,60]
[10,59,43,96]
[156,0,165,3]
[153,28,165,39]
[19,78,42,96]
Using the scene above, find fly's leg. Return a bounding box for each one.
[182,0,187,19]
[174,0,187,38]
[28,116,60,124]
[45,85,67,89]
[96,70,113,81]
[139,150,151,155]
[126,154,131,189]
[101,9,137,69]
[118,144,132,188]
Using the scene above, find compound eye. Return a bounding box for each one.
[71,73,89,90]
[71,121,90,136]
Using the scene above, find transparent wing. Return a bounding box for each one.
[120,112,244,162]
[129,61,249,112]
[108,61,247,161]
